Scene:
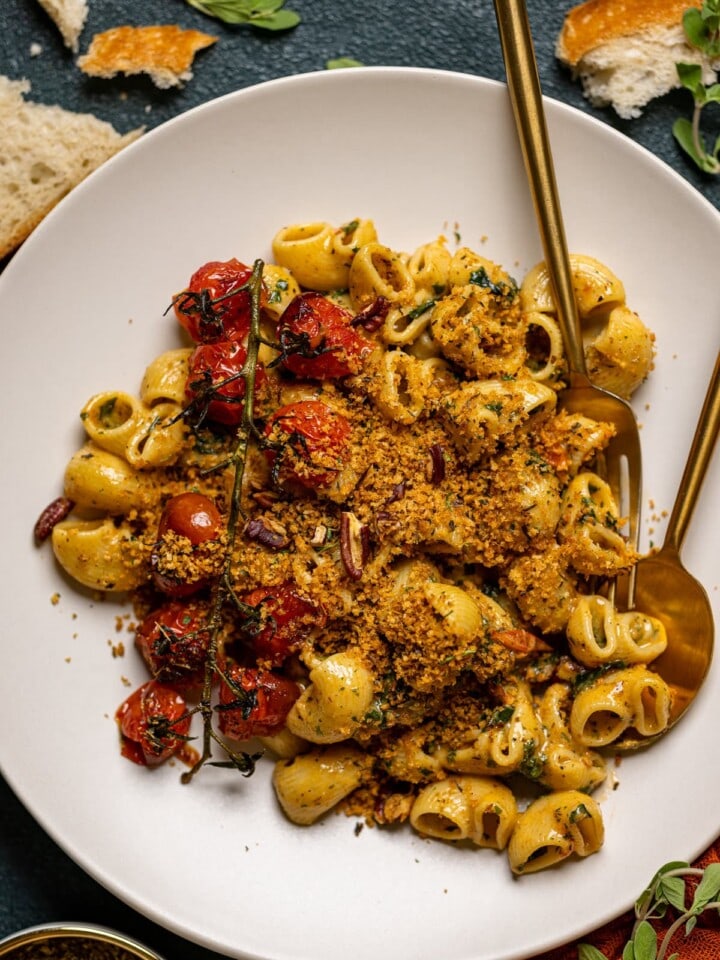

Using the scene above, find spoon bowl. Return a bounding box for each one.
[633,550,714,728]
[618,350,719,749]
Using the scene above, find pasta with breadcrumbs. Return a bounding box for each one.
[37,219,667,876]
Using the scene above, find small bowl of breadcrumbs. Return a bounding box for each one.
[0,923,165,960]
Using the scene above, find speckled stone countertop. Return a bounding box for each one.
[0,1,718,958]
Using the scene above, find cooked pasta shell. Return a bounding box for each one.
[81,391,186,469]
[508,790,604,874]
[524,310,565,384]
[421,582,482,640]
[540,740,607,793]
[286,650,375,744]
[570,665,672,747]
[261,263,302,322]
[140,348,192,406]
[271,221,351,291]
[568,595,667,667]
[51,516,146,592]
[63,443,150,514]
[406,237,451,296]
[585,305,654,398]
[410,776,518,849]
[257,727,310,760]
[348,241,415,310]
[558,472,635,576]
[273,744,372,825]
[520,254,625,319]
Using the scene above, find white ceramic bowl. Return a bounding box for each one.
[0,67,718,960]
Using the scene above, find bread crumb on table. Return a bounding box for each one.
[77,24,218,89]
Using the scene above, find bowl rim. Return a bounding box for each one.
[0,922,164,959]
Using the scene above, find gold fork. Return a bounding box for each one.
[493,0,643,598]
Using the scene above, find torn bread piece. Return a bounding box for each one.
[77,25,218,89]
[35,0,89,53]
[556,0,720,119]
[0,76,143,260]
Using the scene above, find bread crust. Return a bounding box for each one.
[557,0,699,65]
[77,25,217,88]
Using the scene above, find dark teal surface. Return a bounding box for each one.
[0,1,718,957]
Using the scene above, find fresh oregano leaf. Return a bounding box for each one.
[326,57,364,69]
[673,116,720,172]
[622,943,636,960]
[577,946,609,960]
[636,862,689,915]
[689,861,720,913]
[676,61,705,96]
[632,920,657,960]
[674,0,720,173]
[656,875,687,912]
[185,0,300,29]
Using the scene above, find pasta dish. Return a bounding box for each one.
[37,219,667,876]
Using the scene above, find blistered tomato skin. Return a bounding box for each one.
[278,291,372,379]
[116,680,191,766]
[217,665,300,740]
[152,493,224,598]
[135,601,211,687]
[173,259,262,343]
[157,492,223,544]
[185,338,266,427]
[264,399,352,488]
[240,582,326,666]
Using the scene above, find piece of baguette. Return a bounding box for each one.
[556,0,719,119]
[77,25,218,89]
[35,0,89,53]
[0,76,143,260]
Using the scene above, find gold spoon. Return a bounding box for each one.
[619,351,719,748]
[493,0,643,592]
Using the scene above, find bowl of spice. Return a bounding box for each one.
[0,923,165,960]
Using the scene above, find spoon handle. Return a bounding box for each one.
[664,350,720,553]
[492,0,586,379]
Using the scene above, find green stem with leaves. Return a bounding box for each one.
[181,259,266,784]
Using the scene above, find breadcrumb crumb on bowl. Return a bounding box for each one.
[0,923,165,960]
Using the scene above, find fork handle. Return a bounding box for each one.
[493,0,587,380]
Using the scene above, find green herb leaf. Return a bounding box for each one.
[636,862,689,915]
[674,1,720,173]
[676,61,706,97]
[632,920,657,960]
[326,57,364,69]
[577,946,609,960]
[622,944,635,960]
[656,874,687,912]
[184,0,300,29]
[689,861,720,913]
[683,3,720,56]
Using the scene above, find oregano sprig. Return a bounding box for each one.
[184,0,300,31]
[674,0,720,174]
[578,860,720,960]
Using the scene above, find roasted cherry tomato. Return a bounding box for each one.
[217,665,300,740]
[152,493,224,598]
[277,292,371,379]
[135,601,211,687]
[185,338,266,427]
[116,680,191,766]
[158,492,223,542]
[264,399,352,488]
[240,581,326,666]
[173,259,263,343]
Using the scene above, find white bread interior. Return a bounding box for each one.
[0,76,142,259]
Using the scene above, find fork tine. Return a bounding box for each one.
[601,417,642,609]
